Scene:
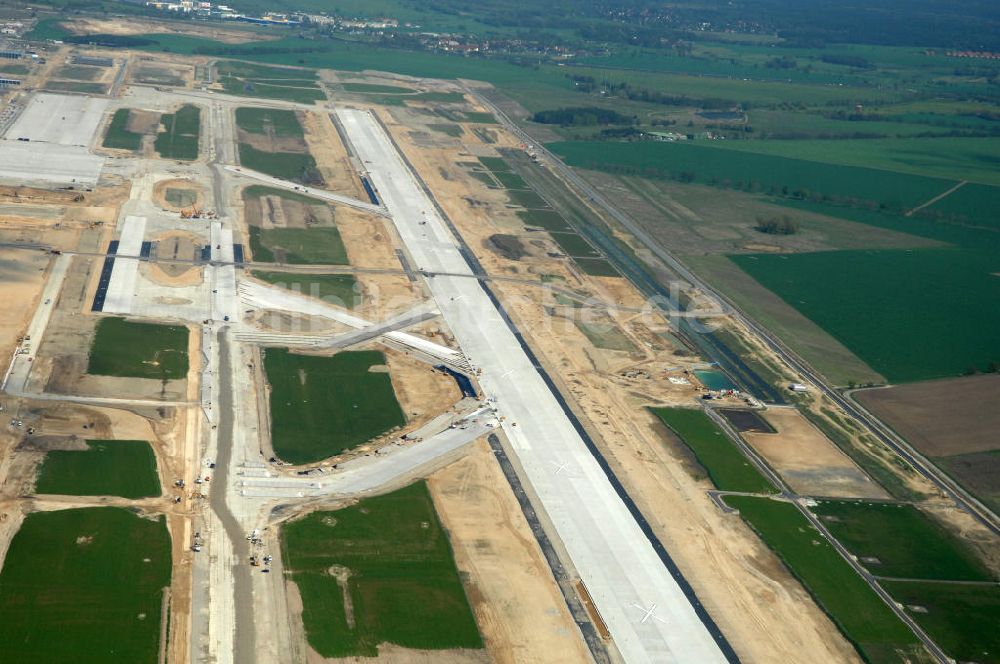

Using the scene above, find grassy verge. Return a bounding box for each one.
[154,104,199,161]
[103,109,143,151]
[250,271,358,307]
[812,500,994,581]
[0,508,171,664]
[35,440,161,499]
[881,580,1000,664]
[281,482,482,657]
[87,317,188,381]
[650,407,777,493]
[238,143,320,183]
[264,349,404,464]
[234,107,304,137]
[723,496,925,664]
[247,226,347,265]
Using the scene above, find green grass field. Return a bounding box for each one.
[55,64,102,81]
[217,60,326,103]
[154,104,199,160]
[811,501,994,581]
[264,349,405,464]
[551,232,601,258]
[705,137,1000,187]
[250,271,358,307]
[247,226,348,265]
[35,441,161,499]
[516,209,574,232]
[281,482,482,657]
[573,257,620,276]
[221,77,327,103]
[882,580,1000,664]
[730,248,1000,382]
[43,80,107,94]
[0,508,171,664]
[723,496,924,664]
[650,407,777,493]
[493,170,529,190]
[88,317,189,381]
[551,141,955,211]
[341,82,413,94]
[103,109,143,151]
[238,143,320,183]
[234,107,304,138]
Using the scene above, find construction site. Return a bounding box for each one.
[0,38,996,664]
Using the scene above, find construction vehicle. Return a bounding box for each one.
[250,554,260,566]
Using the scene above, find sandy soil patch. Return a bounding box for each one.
[302,112,366,200]
[385,349,460,424]
[746,407,890,499]
[0,248,50,366]
[428,440,592,664]
[855,374,1000,456]
[62,17,276,44]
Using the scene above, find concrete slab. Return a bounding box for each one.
[5,93,108,146]
[0,141,105,187]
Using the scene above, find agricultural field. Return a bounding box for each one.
[216,60,325,104]
[102,109,144,151]
[551,141,954,211]
[263,349,405,464]
[730,247,1000,383]
[87,317,189,381]
[235,108,321,184]
[280,482,482,657]
[811,501,994,581]
[649,407,777,494]
[856,375,1000,514]
[250,271,358,307]
[703,137,1000,187]
[0,508,172,664]
[153,104,200,161]
[35,440,161,499]
[723,496,926,664]
[881,580,1000,664]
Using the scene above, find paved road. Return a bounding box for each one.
[212,329,256,664]
[221,165,386,216]
[469,88,1000,538]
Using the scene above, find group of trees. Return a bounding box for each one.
[754,215,801,235]
[532,107,635,126]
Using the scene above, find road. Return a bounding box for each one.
[211,329,256,664]
[221,165,386,216]
[338,107,733,664]
[469,88,1000,538]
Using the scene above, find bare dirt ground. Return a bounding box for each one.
[0,248,50,366]
[385,349,460,424]
[61,17,276,44]
[855,374,1000,457]
[745,407,890,499]
[429,440,593,664]
[302,112,366,200]
[238,129,308,155]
